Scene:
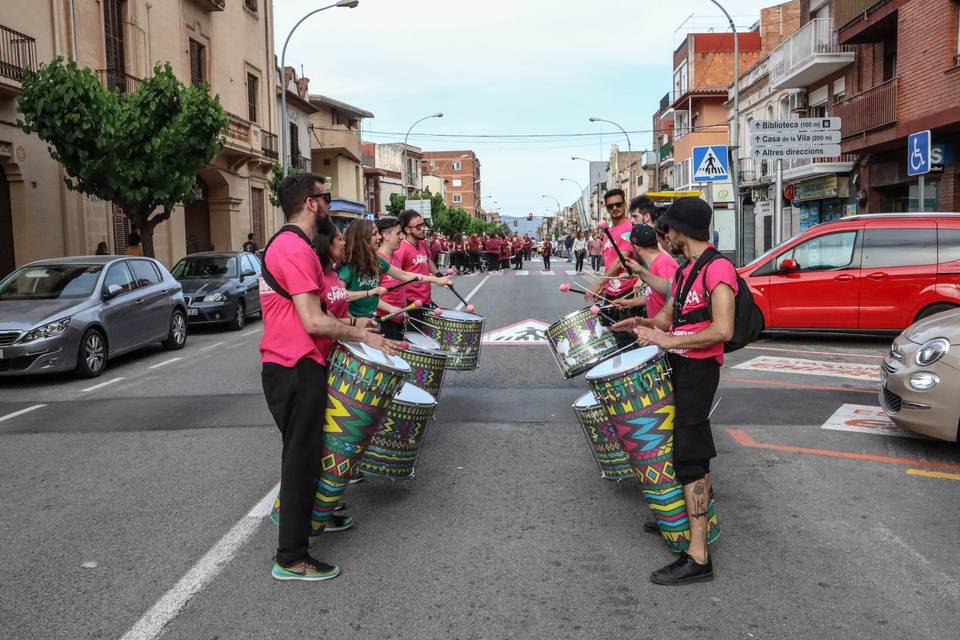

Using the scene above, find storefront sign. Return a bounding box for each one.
[795,175,849,202]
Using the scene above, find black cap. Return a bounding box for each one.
[657,197,712,242]
[630,223,658,248]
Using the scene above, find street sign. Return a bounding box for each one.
[751,145,842,159]
[748,118,841,133]
[692,145,730,182]
[405,198,433,221]
[752,131,841,146]
[907,130,931,177]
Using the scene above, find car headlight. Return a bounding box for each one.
[19,318,71,343]
[908,372,940,391]
[915,338,950,366]
[203,292,228,303]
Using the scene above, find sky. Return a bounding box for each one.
[274,0,771,217]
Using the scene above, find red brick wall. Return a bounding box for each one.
[896,0,960,127]
[760,0,803,55]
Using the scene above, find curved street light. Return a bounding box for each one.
[403,112,443,193]
[560,177,587,229]
[589,116,633,198]
[280,0,360,176]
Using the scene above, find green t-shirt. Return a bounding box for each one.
[340,256,391,317]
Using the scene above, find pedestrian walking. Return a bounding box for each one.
[572,231,587,274]
[613,197,737,586]
[588,232,603,272]
[258,172,397,582]
[542,238,552,271]
[564,232,574,262]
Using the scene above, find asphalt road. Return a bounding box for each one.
[1,258,959,640]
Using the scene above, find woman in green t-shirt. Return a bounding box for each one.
[339,219,448,319]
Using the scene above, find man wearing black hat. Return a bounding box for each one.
[612,224,679,320]
[613,197,737,585]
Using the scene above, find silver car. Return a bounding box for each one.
[0,256,187,378]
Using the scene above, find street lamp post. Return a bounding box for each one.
[280,0,359,177]
[560,177,587,229]
[403,112,443,194]
[589,117,632,199]
[572,156,607,223]
[709,0,742,265]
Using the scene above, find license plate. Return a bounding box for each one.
[187,308,198,317]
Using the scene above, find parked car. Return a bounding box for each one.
[0,256,187,378]
[171,251,262,331]
[739,214,960,333]
[880,307,960,442]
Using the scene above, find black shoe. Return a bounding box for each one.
[643,520,660,535]
[650,552,714,585]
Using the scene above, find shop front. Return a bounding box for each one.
[791,175,850,231]
[329,198,367,233]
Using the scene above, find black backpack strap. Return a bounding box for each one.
[672,247,721,327]
[260,225,326,312]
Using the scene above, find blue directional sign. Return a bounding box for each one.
[692,145,730,182]
[907,130,931,177]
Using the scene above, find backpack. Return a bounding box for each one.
[672,247,763,353]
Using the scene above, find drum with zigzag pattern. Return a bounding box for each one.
[358,383,437,478]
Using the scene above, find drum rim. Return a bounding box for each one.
[547,306,599,332]
[392,383,438,408]
[425,308,485,322]
[572,390,600,410]
[584,346,663,382]
[338,341,412,375]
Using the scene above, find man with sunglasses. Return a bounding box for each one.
[585,188,639,347]
[395,210,452,320]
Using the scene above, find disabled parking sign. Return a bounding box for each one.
[692,145,730,182]
[907,130,931,177]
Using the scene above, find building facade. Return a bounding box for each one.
[422,150,482,216]
[0,0,282,273]
[373,143,423,197]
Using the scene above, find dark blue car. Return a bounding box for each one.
[172,251,262,331]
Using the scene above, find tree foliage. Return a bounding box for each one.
[17,58,228,257]
[389,190,508,237]
[266,162,304,208]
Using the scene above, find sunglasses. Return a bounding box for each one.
[309,192,332,205]
[605,201,625,211]
[409,223,426,231]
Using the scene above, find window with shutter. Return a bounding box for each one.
[289,122,300,160]
[103,0,126,92]
[247,73,258,123]
[189,40,206,87]
[244,0,258,12]
[251,188,265,246]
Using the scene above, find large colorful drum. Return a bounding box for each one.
[418,309,485,371]
[572,391,633,481]
[585,347,720,553]
[358,383,438,478]
[546,307,621,378]
[400,332,449,399]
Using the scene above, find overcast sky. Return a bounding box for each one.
[274,0,771,216]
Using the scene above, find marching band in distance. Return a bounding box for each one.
[258,172,738,586]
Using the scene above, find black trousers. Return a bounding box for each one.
[574,250,586,272]
[262,358,328,566]
[590,255,602,271]
[381,319,405,340]
[667,353,719,485]
[543,254,551,270]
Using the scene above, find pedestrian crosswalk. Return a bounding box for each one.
[452,269,594,277]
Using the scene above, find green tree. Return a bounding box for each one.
[386,193,407,217]
[266,162,304,208]
[17,58,228,258]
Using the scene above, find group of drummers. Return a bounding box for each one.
[259,172,469,582]
[551,188,737,586]
[431,231,536,273]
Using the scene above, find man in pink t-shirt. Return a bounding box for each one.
[612,197,736,587]
[258,172,397,583]
[394,210,451,319]
[586,189,639,347]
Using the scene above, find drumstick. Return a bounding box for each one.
[707,397,723,420]
[380,299,422,323]
[448,285,475,313]
[597,219,633,276]
[588,305,617,324]
[384,276,419,293]
[558,283,616,306]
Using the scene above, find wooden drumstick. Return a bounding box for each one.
[384,276,419,293]
[380,299,422,322]
[448,285,475,313]
[558,283,616,306]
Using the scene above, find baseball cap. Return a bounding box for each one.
[629,223,658,248]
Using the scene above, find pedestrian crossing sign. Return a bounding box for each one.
[692,145,730,182]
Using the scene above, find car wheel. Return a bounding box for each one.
[162,309,188,350]
[915,303,957,322]
[230,300,246,331]
[75,329,107,379]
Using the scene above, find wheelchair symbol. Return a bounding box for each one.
[910,137,927,173]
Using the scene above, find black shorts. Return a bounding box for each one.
[667,353,720,483]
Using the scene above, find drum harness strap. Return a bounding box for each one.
[259,224,328,314]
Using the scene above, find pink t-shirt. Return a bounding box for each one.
[395,238,432,304]
[602,219,637,297]
[317,270,350,358]
[378,252,406,325]
[259,232,328,367]
[645,251,680,319]
[669,251,739,364]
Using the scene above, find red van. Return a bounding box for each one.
[739,214,960,333]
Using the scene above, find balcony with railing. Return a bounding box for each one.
[0,24,37,95]
[97,69,141,94]
[187,0,226,11]
[769,19,855,90]
[834,0,888,30]
[290,154,311,171]
[738,157,773,185]
[261,131,278,159]
[833,78,897,138]
[782,152,857,181]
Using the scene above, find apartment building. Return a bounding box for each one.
[833,0,960,213]
[0,0,281,272]
[373,143,423,197]
[361,142,403,218]
[422,150,482,217]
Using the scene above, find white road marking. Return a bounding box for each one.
[565,270,577,275]
[516,270,529,276]
[745,344,884,360]
[539,270,556,276]
[148,357,182,370]
[81,377,127,393]
[732,356,880,382]
[199,342,224,352]
[119,482,279,640]
[455,274,491,311]
[481,319,549,345]
[821,403,927,439]
[0,404,46,423]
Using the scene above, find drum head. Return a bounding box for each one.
[436,309,484,322]
[405,332,443,353]
[584,346,660,381]
[394,382,437,407]
[572,390,599,410]
[341,342,411,374]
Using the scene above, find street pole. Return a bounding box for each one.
[709,0,741,263]
[403,112,443,196]
[774,158,783,245]
[918,174,925,212]
[589,117,632,199]
[280,0,359,177]
[561,178,586,230]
